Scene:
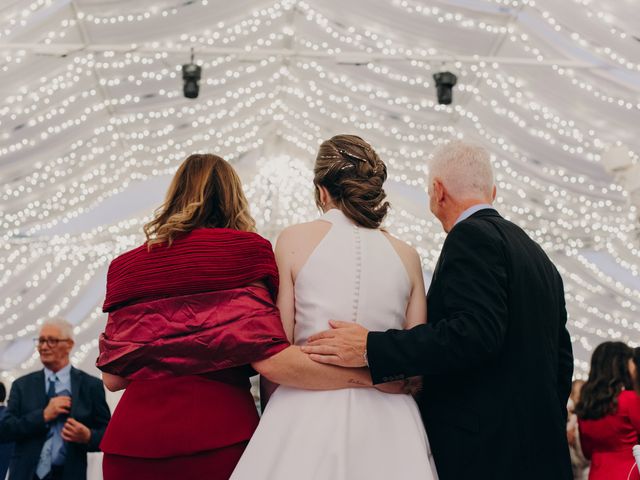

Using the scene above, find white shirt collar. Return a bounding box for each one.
[454,203,495,226]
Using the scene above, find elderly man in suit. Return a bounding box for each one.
[303,140,574,480]
[0,318,110,480]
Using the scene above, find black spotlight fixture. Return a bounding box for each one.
[182,48,202,99]
[432,71,457,105]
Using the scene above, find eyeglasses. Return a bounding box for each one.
[33,337,71,347]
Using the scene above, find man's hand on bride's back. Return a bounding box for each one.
[302,320,369,368]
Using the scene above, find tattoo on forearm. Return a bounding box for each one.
[348,378,366,386]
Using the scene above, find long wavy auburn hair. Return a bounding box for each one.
[144,154,256,248]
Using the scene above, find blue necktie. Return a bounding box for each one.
[35,378,59,479]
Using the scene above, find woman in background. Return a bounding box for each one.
[577,342,640,480]
[97,154,388,480]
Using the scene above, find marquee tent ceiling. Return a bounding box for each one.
[0,0,639,383]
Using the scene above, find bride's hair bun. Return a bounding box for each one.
[314,135,390,228]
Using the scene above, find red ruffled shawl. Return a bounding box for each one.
[96,228,289,380]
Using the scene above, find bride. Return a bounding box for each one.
[232,135,438,479]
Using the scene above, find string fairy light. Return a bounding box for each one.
[0,0,638,382]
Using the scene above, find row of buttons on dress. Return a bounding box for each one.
[352,224,361,323]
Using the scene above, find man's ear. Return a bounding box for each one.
[492,185,497,202]
[433,179,446,205]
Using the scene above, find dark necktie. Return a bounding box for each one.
[47,379,56,398]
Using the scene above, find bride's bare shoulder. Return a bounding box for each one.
[275,220,333,275]
[382,231,419,257]
[278,219,331,243]
[381,231,423,276]
[276,219,332,252]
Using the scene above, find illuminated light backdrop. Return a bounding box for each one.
[0,0,639,383]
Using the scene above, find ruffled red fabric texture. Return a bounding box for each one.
[103,228,279,312]
[97,287,288,379]
[97,228,289,379]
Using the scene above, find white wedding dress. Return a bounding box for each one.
[231,209,438,480]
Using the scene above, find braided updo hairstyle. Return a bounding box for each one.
[314,135,390,228]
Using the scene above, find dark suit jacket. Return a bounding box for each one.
[0,367,111,480]
[0,406,14,479]
[368,209,573,480]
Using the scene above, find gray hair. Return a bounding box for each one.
[41,317,74,341]
[428,140,495,201]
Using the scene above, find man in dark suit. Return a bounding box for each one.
[0,319,110,480]
[0,381,15,479]
[303,141,574,480]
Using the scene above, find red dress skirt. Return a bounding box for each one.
[101,373,260,480]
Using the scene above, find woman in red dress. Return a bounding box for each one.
[577,342,640,480]
[97,154,380,480]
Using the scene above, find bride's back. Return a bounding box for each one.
[292,209,411,345]
[231,136,436,480]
